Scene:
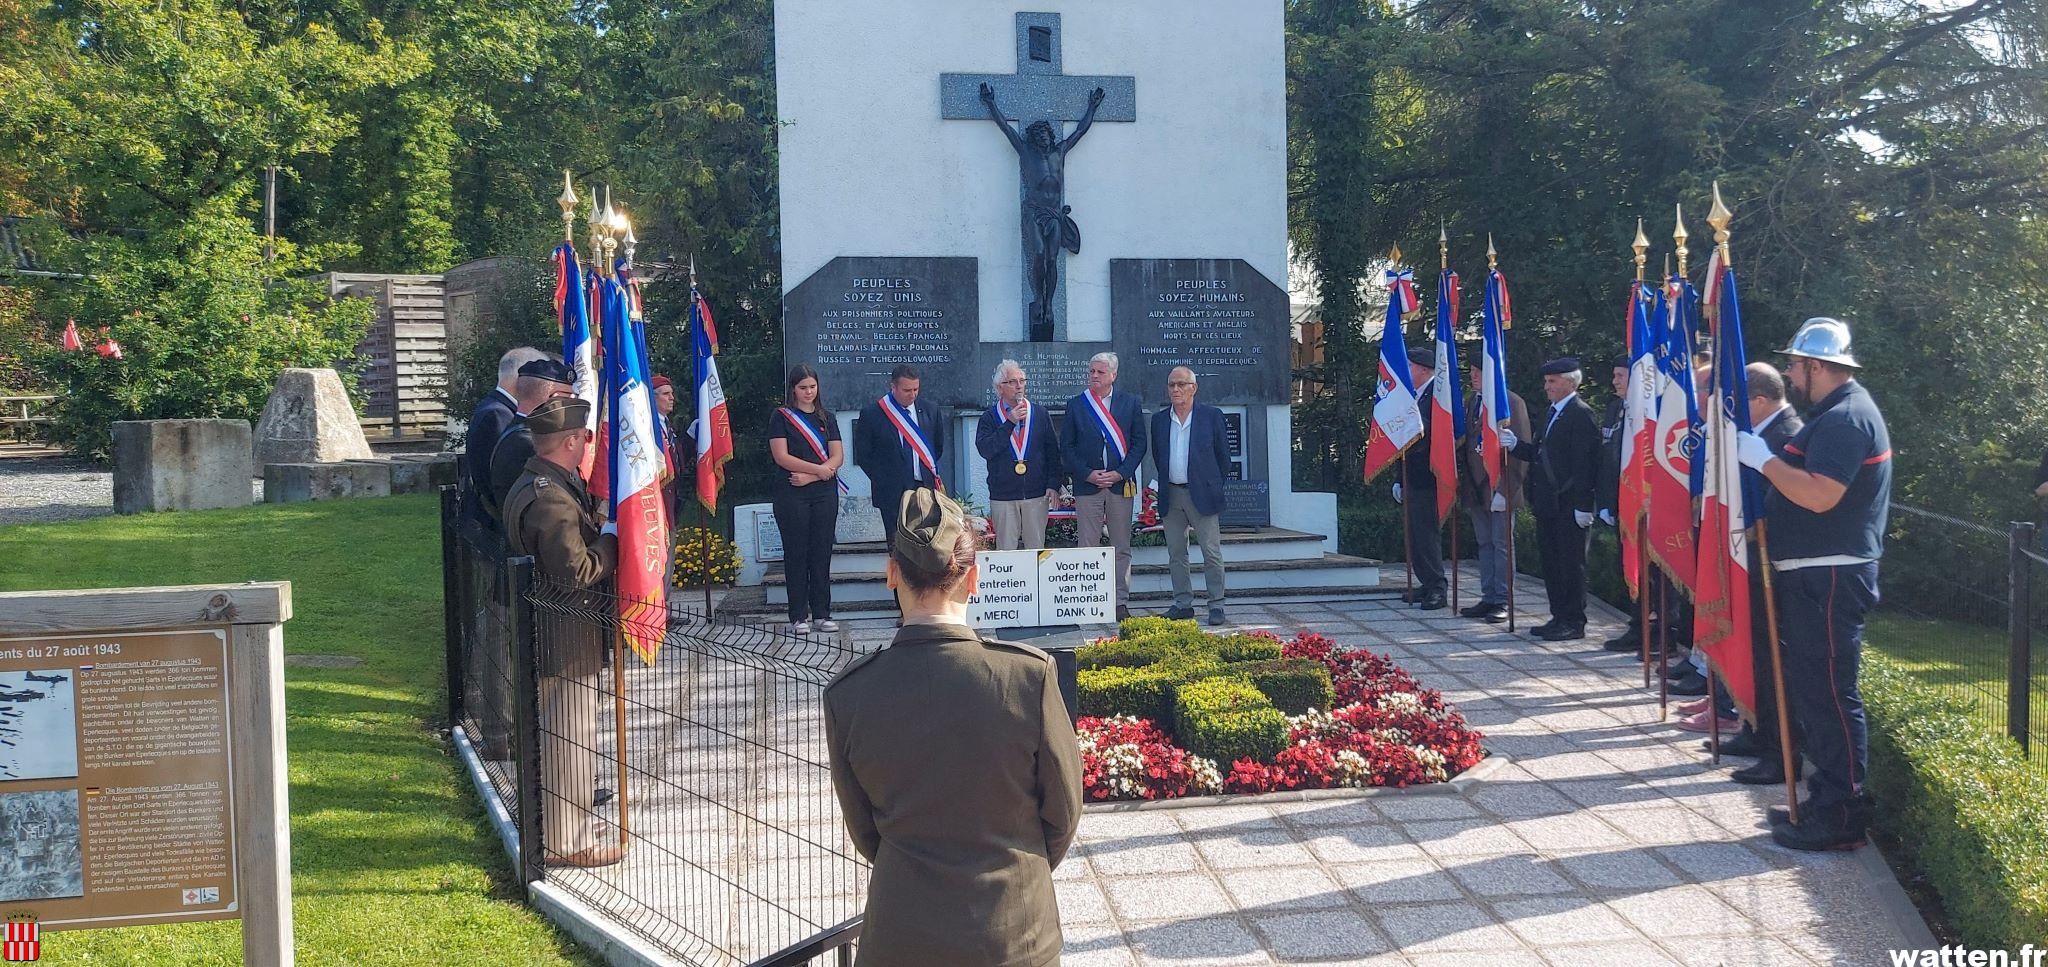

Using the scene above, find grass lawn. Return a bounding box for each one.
[0,495,592,966]
[1867,613,2048,773]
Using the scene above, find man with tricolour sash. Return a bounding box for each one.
[855,364,947,554]
[1060,352,1148,621]
[976,359,1065,550]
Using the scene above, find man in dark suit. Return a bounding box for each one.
[489,359,578,519]
[1725,361,1806,784]
[1150,366,1232,625]
[1061,352,1148,621]
[855,364,945,551]
[461,346,545,532]
[1393,347,1449,611]
[1501,357,1602,640]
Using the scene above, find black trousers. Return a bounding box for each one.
[774,486,839,623]
[1534,507,1590,626]
[1776,562,1878,828]
[1403,486,1446,594]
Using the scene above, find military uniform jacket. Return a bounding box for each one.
[823,622,1084,967]
[503,455,618,677]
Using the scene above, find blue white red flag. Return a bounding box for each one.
[599,273,669,665]
[1428,269,1465,522]
[691,288,735,512]
[1363,268,1423,483]
[554,243,600,480]
[1475,268,1513,495]
[1692,250,1759,712]
[1618,280,1659,597]
[1646,274,1703,593]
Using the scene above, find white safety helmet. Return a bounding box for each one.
[1777,317,1860,369]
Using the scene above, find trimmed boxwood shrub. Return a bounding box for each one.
[1863,656,2048,948]
[1193,658,1334,715]
[1077,665,1178,724]
[1215,633,1283,664]
[1075,636,1177,670]
[1174,676,1288,765]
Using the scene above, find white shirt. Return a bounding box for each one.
[1167,408,1194,485]
[1547,393,1578,435]
[1754,406,1788,435]
[892,397,924,482]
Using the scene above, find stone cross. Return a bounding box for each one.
[941,12,1136,341]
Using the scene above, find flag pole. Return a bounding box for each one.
[1442,225,1460,612]
[1392,244,1414,602]
[691,255,715,618]
[1659,207,1691,724]
[591,188,631,846]
[1697,199,1725,764]
[1632,221,1654,688]
[1490,236,1517,632]
[1709,184,1798,822]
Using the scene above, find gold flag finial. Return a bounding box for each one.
[1673,203,1690,278]
[1389,243,1403,267]
[1486,234,1498,270]
[557,172,579,242]
[1632,218,1649,282]
[1707,182,1733,268]
[1439,220,1449,271]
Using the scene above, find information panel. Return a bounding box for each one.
[0,629,238,930]
[965,547,1114,629]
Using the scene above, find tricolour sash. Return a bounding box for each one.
[779,407,849,493]
[1081,391,1128,466]
[993,400,1034,463]
[878,396,943,490]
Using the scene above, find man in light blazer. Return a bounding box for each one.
[1150,366,1233,626]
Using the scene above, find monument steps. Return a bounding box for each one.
[764,550,1383,609]
[810,525,1332,574]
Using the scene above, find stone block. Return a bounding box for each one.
[264,461,392,503]
[253,368,373,465]
[111,419,255,514]
[389,452,459,492]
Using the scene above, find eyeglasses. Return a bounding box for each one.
[999,378,1026,386]
[1168,381,1195,388]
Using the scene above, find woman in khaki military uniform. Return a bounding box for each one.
[823,490,1083,967]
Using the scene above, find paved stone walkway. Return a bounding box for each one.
[1032,589,1932,966]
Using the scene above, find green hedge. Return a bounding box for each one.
[1174,676,1289,765]
[1215,633,1283,663]
[1076,665,1178,724]
[1190,658,1334,715]
[1864,656,2048,947]
[1075,636,1178,670]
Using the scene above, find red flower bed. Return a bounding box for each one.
[1077,631,1486,801]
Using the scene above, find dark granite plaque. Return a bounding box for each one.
[1110,259,1290,404]
[781,256,980,411]
[1221,480,1271,528]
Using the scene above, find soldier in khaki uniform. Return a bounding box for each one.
[824,490,1083,967]
[502,396,623,868]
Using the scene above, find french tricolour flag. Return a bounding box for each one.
[554,243,600,480]
[1428,269,1465,523]
[599,274,669,666]
[1646,275,1702,593]
[1363,269,1423,483]
[1691,250,1760,712]
[691,289,734,513]
[1618,280,1659,598]
[1476,268,1513,495]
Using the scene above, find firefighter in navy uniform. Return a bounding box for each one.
[1737,318,1891,851]
[501,395,624,868]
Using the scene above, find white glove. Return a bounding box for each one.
[1391,483,1403,504]
[1574,509,1594,529]
[1490,492,1507,513]
[1599,508,1616,527]
[1498,427,1518,450]
[1736,431,1775,470]
[601,522,618,536]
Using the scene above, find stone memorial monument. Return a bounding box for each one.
[252,368,373,466]
[752,1,1350,606]
[111,419,255,514]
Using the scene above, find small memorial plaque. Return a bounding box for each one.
[1221,480,1271,528]
[965,550,1042,627]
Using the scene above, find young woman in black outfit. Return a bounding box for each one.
[768,365,844,633]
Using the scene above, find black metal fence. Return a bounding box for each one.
[441,488,868,965]
[1874,502,2043,770]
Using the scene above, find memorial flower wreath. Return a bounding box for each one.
[1075,629,1486,801]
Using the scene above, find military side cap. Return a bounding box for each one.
[519,358,576,385]
[526,396,591,434]
[893,488,967,576]
[1540,357,1581,376]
